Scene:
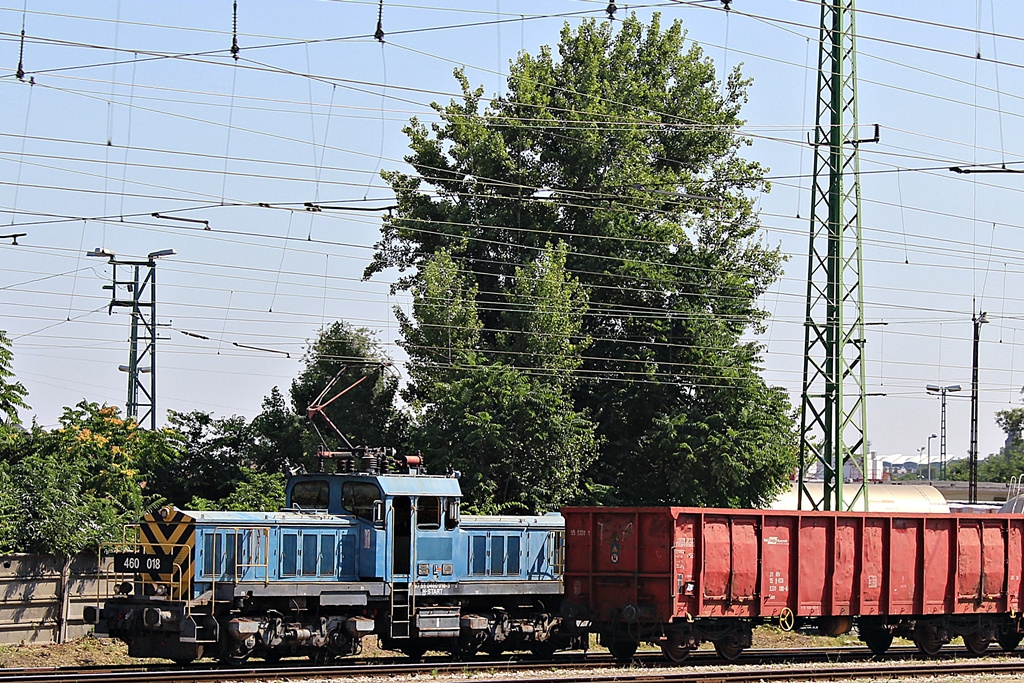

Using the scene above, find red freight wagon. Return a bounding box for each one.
[561,507,1024,662]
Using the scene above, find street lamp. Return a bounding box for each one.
[927,383,962,480]
[926,433,937,483]
[88,247,175,429]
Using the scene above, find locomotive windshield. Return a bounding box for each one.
[291,480,330,509]
[342,481,381,521]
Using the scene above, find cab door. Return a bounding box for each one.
[391,495,412,579]
[413,496,458,585]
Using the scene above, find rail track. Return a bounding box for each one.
[3,645,1024,683]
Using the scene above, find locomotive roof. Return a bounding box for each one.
[165,508,357,525]
[288,472,463,498]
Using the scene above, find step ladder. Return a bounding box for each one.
[390,582,412,638]
[181,609,219,644]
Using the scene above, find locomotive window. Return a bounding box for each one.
[291,480,330,509]
[471,535,487,575]
[417,497,441,530]
[320,535,336,575]
[282,534,298,576]
[491,536,505,575]
[342,482,381,521]
[203,533,215,575]
[302,534,318,576]
[507,536,521,575]
[223,532,237,577]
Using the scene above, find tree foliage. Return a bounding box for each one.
[368,14,796,508]
[188,471,286,512]
[0,402,182,555]
[0,330,29,433]
[399,250,599,513]
[948,406,1024,484]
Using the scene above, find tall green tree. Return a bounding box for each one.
[399,250,599,513]
[368,14,795,507]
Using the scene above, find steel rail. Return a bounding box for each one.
[0,645,1014,683]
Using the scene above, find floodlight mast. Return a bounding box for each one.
[926,383,962,481]
[90,247,174,429]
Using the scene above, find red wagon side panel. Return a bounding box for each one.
[759,516,795,617]
[563,506,1024,629]
[922,518,953,614]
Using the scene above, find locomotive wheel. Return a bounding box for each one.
[400,643,429,661]
[860,628,893,655]
[913,622,944,656]
[309,649,334,665]
[713,640,744,661]
[483,644,505,657]
[997,631,1023,653]
[660,633,691,663]
[963,631,991,655]
[606,637,639,662]
[530,641,557,658]
[261,651,283,663]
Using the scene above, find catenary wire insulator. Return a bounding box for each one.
[16,24,26,81]
[230,0,240,61]
[374,0,385,43]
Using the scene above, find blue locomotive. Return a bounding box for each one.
[87,451,570,663]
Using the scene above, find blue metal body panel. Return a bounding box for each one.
[183,472,564,600]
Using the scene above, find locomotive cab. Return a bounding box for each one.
[283,469,463,583]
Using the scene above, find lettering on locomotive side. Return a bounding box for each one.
[417,582,454,596]
[113,552,172,573]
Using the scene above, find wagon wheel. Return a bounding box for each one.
[451,641,480,661]
[660,633,691,663]
[963,631,991,655]
[913,622,944,656]
[606,637,639,663]
[860,628,893,656]
[997,631,1023,653]
[713,640,745,661]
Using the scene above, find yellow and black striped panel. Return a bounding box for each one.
[139,507,195,601]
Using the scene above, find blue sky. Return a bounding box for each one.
[2,1,1024,469]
